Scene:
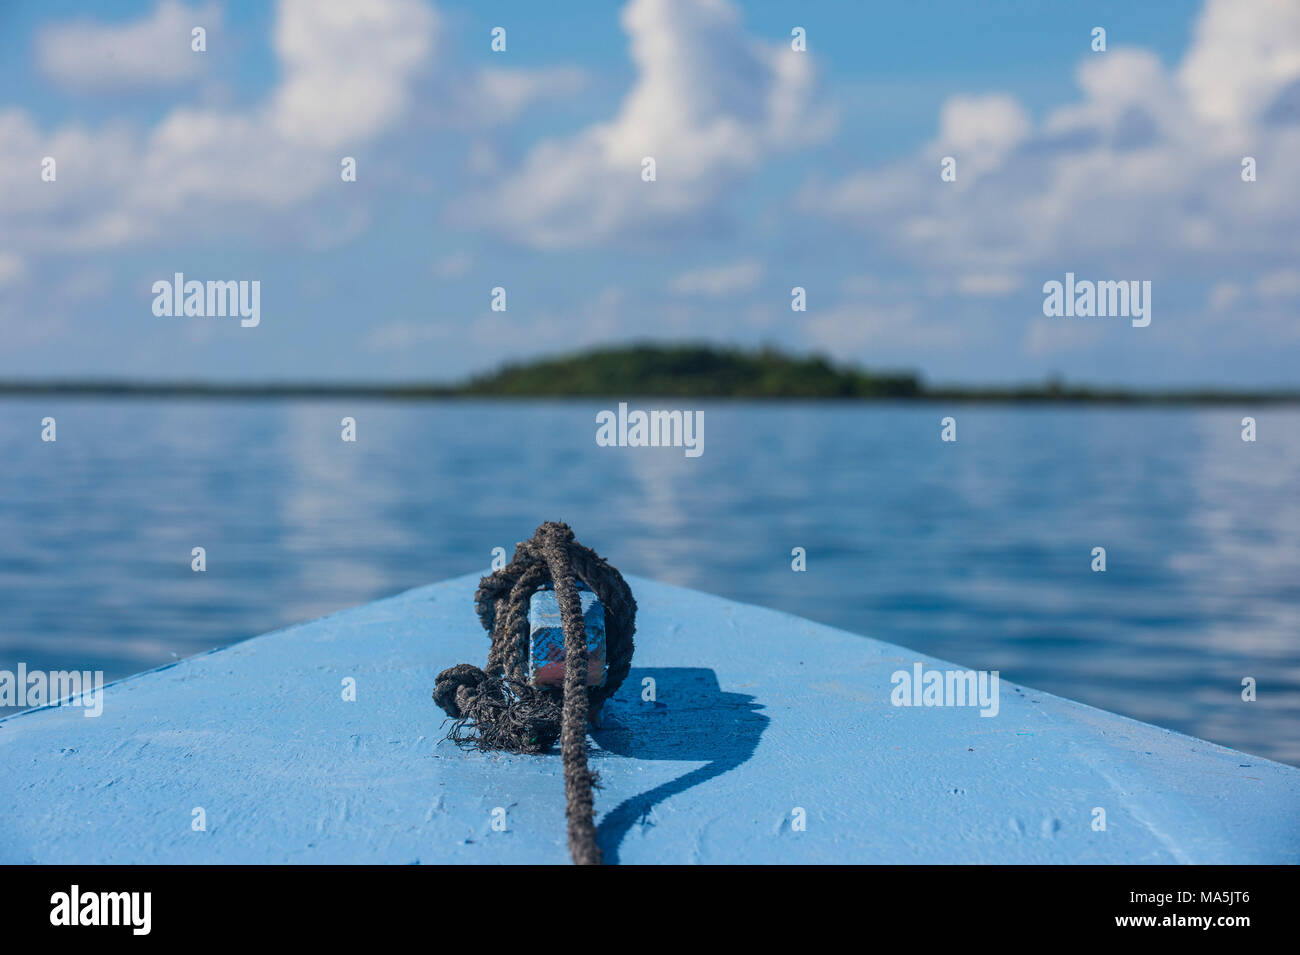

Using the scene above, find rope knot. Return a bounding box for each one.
[433,522,636,864]
[432,663,488,719]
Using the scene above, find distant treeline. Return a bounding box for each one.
[2,343,1296,403]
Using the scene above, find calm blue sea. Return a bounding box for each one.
[1,398,1297,765]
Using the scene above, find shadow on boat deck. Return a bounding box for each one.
[593,667,768,864]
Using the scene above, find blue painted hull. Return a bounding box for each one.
[1,572,1296,864]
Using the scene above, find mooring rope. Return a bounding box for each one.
[433,522,636,865]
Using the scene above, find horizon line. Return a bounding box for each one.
[1,379,1297,405]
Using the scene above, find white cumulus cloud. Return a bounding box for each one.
[468,0,832,247]
[36,0,220,90]
[2,0,439,252]
[799,0,1300,284]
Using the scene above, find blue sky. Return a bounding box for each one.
[1,0,1296,386]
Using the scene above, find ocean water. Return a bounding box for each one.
[1,398,1297,765]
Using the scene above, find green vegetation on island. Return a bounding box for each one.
[460,344,922,398]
